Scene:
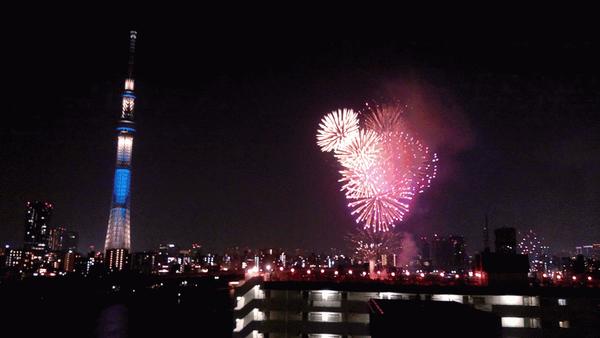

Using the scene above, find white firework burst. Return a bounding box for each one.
[316,108,360,152]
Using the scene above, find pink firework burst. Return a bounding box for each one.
[363,103,407,135]
[338,166,379,199]
[316,103,438,233]
[377,131,438,194]
[348,189,414,232]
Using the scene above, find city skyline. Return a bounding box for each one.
[2,25,600,253]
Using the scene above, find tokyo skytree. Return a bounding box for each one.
[104,31,138,252]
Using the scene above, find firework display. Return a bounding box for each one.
[316,108,360,152]
[317,103,438,232]
[518,229,550,272]
[346,227,404,261]
[363,103,406,134]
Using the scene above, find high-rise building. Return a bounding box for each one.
[494,227,517,254]
[449,235,467,271]
[5,248,24,268]
[417,236,431,260]
[104,31,138,252]
[483,214,490,252]
[63,250,77,272]
[131,251,157,274]
[431,234,453,271]
[575,244,600,260]
[48,225,66,251]
[63,231,79,252]
[106,248,129,272]
[191,243,203,264]
[24,201,53,252]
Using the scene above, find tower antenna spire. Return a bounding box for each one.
[484,213,490,252]
[128,30,137,79]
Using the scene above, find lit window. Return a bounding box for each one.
[558,299,567,306]
[310,290,341,301]
[431,294,463,303]
[488,295,537,306]
[501,317,525,328]
[308,312,342,322]
[558,320,570,328]
[501,317,541,328]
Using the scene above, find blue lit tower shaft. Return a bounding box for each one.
[104,31,138,251]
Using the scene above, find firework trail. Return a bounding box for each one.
[317,103,438,232]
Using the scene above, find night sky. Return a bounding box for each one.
[2,21,599,254]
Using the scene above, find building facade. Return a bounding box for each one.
[48,225,66,251]
[24,201,53,252]
[233,278,600,338]
[106,248,129,272]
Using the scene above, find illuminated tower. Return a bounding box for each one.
[104,31,138,252]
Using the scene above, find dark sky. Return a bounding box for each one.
[1,20,599,254]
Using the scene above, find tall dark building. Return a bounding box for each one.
[63,231,79,252]
[495,227,517,254]
[417,236,430,260]
[24,201,53,252]
[131,251,157,274]
[483,214,490,252]
[449,235,467,271]
[431,235,453,271]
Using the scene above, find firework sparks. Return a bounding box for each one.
[377,131,438,194]
[316,108,360,152]
[316,103,438,232]
[348,189,413,232]
[334,129,380,170]
[338,165,380,199]
[363,103,407,134]
[346,227,404,261]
